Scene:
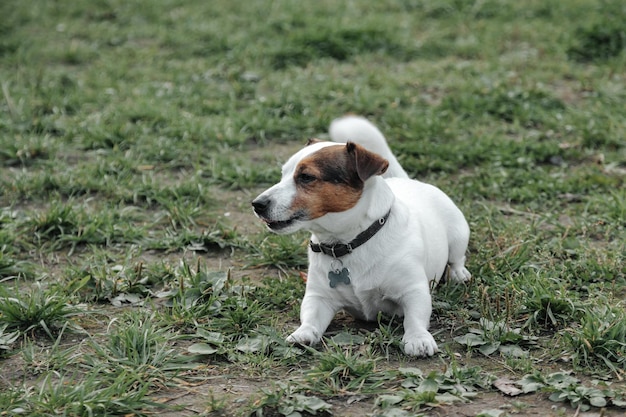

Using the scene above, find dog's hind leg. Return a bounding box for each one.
[449,256,471,282]
[447,222,471,283]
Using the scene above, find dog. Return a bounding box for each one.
[251,116,471,356]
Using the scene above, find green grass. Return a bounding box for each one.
[1,0,625,415]
[0,284,82,337]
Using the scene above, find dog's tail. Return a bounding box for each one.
[329,116,409,179]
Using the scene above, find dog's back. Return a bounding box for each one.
[329,116,409,179]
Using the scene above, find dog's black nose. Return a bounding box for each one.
[252,197,270,216]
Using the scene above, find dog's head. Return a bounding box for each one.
[252,141,389,234]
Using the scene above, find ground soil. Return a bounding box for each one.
[2,144,624,417]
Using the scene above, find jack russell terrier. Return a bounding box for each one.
[252,116,471,356]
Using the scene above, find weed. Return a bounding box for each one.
[166,261,229,314]
[0,385,28,417]
[520,275,582,331]
[205,390,229,414]
[84,311,187,385]
[0,246,35,279]
[518,371,626,411]
[247,234,309,271]
[29,202,79,242]
[21,201,137,253]
[214,295,269,336]
[0,134,52,167]
[252,275,304,318]
[187,328,228,357]
[568,21,626,62]
[0,323,19,355]
[565,304,626,378]
[249,383,332,417]
[271,26,410,69]
[364,313,404,357]
[377,365,495,412]
[440,86,565,127]
[149,222,246,253]
[62,256,156,304]
[305,343,390,395]
[454,318,537,357]
[24,371,164,416]
[0,283,82,337]
[203,155,280,189]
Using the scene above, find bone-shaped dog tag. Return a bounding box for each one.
[328,259,351,288]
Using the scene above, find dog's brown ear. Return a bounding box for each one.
[346,142,389,181]
[306,138,323,146]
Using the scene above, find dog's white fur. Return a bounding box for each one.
[253,116,471,356]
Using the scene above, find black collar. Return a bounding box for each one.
[310,209,391,258]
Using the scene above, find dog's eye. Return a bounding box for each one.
[297,173,316,184]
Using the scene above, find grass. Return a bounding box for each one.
[0,284,82,337]
[1,0,625,415]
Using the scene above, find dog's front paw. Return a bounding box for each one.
[449,265,471,283]
[402,332,439,357]
[287,324,321,346]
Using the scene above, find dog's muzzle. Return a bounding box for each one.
[251,196,305,232]
[251,196,271,218]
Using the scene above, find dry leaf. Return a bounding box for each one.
[493,378,523,396]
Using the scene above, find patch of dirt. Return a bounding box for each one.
[150,372,626,417]
[210,186,265,237]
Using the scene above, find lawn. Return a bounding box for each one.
[0,0,625,416]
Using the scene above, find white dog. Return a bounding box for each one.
[252,116,471,356]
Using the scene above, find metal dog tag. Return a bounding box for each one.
[328,259,351,288]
